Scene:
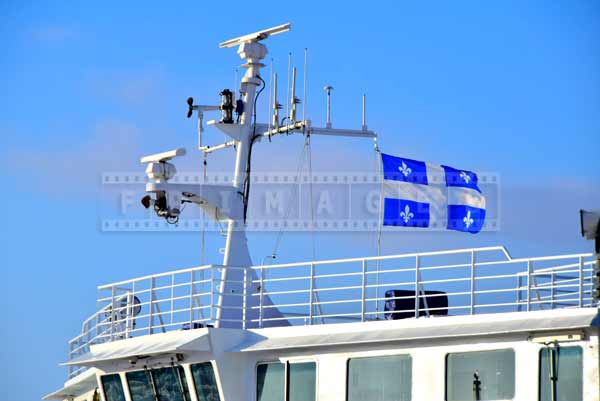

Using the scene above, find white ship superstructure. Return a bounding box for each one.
[45,24,600,401]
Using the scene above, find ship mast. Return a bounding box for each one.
[139,23,377,328]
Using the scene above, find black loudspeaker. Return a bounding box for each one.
[384,289,448,320]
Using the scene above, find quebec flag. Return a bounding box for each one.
[381,153,486,233]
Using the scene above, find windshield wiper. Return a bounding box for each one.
[144,366,160,401]
[172,363,189,401]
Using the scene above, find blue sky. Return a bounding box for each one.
[1,1,599,400]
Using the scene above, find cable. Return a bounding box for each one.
[304,131,325,323]
[306,133,316,261]
[374,137,383,318]
[271,141,310,256]
[242,75,266,222]
[200,153,207,266]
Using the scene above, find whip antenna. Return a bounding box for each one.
[362,94,368,131]
[303,48,308,122]
[268,59,273,132]
[286,53,292,125]
[324,85,334,128]
[290,67,298,122]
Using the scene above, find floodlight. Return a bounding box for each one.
[187,97,194,118]
[580,209,600,253]
[219,89,234,124]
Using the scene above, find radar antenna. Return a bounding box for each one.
[219,23,291,48]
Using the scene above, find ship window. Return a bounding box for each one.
[347,354,412,401]
[127,366,191,401]
[100,374,126,401]
[191,362,221,401]
[153,367,191,401]
[288,362,316,401]
[446,349,515,401]
[539,346,582,401]
[257,362,285,401]
[126,370,155,401]
[256,361,316,401]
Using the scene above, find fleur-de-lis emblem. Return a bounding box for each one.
[463,210,474,228]
[400,204,414,223]
[399,161,412,177]
[460,171,471,183]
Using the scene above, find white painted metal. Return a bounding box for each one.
[50,308,600,401]
[140,148,186,164]
[324,85,333,128]
[219,23,291,48]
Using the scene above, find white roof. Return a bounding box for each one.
[63,329,210,366]
[43,368,98,400]
[234,308,600,352]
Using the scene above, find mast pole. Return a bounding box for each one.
[217,40,267,326]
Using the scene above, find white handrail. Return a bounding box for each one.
[67,246,596,379]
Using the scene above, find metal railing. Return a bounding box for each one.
[251,247,596,326]
[67,246,597,378]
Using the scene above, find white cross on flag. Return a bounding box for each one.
[381,153,486,233]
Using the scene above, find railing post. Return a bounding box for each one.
[470,250,476,315]
[95,310,101,340]
[68,342,74,378]
[259,265,264,328]
[415,256,420,318]
[189,270,195,326]
[124,292,131,338]
[590,260,597,306]
[170,274,175,326]
[210,267,215,322]
[148,278,155,335]
[309,263,315,325]
[361,260,366,322]
[86,321,91,349]
[526,261,532,312]
[578,256,584,307]
[550,272,555,309]
[110,286,116,340]
[242,268,248,330]
[516,275,522,312]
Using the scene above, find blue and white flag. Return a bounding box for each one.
[381,153,486,233]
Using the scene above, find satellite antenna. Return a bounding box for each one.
[219,23,291,48]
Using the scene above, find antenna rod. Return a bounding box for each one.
[290,67,297,122]
[272,73,280,128]
[268,59,273,132]
[234,68,238,99]
[324,85,333,129]
[362,94,367,131]
[286,53,292,124]
[303,48,308,122]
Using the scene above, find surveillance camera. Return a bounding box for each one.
[141,195,153,209]
[580,209,600,253]
[142,191,181,224]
